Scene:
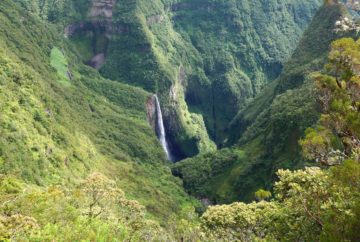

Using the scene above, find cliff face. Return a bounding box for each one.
[64,0,322,158]
[146,95,157,131]
[88,0,116,19]
[64,0,120,69]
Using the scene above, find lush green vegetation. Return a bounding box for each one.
[170,0,322,142]
[173,2,347,203]
[50,47,71,86]
[2,29,360,239]
[173,148,247,202]
[0,0,199,228]
[0,173,170,241]
[300,37,360,165]
[1,0,360,240]
[201,36,360,242]
[16,0,90,23]
[58,0,322,156]
[12,0,322,159]
[202,161,360,241]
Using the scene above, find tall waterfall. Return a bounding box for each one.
[153,95,173,161]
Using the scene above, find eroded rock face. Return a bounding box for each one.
[88,0,116,20]
[87,53,106,70]
[65,0,122,38]
[64,0,126,69]
[64,22,88,38]
[146,95,157,131]
[147,15,165,25]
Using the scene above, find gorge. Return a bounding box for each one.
[63,0,323,160]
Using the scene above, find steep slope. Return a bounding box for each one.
[172,2,347,203]
[104,0,322,153]
[48,0,322,158]
[228,2,347,144]
[169,0,323,143]
[0,0,198,222]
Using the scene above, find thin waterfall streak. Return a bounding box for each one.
[154,95,173,161]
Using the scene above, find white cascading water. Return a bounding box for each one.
[154,95,173,161]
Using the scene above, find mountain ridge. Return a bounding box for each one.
[172,2,347,203]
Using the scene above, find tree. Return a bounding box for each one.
[78,172,125,219]
[201,165,360,241]
[0,173,165,241]
[254,189,271,201]
[301,38,360,165]
[201,201,278,241]
[0,214,39,240]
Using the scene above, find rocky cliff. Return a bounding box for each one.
[88,0,116,19]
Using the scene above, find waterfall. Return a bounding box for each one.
[153,95,173,161]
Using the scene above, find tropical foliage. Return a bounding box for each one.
[301,38,360,165]
[0,173,200,241]
[1,0,360,241]
[201,163,360,241]
[200,36,360,242]
[173,2,350,203]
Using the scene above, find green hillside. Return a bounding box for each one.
[172,3,348,203]
[0,0,198,226]
[1,0,360,241]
